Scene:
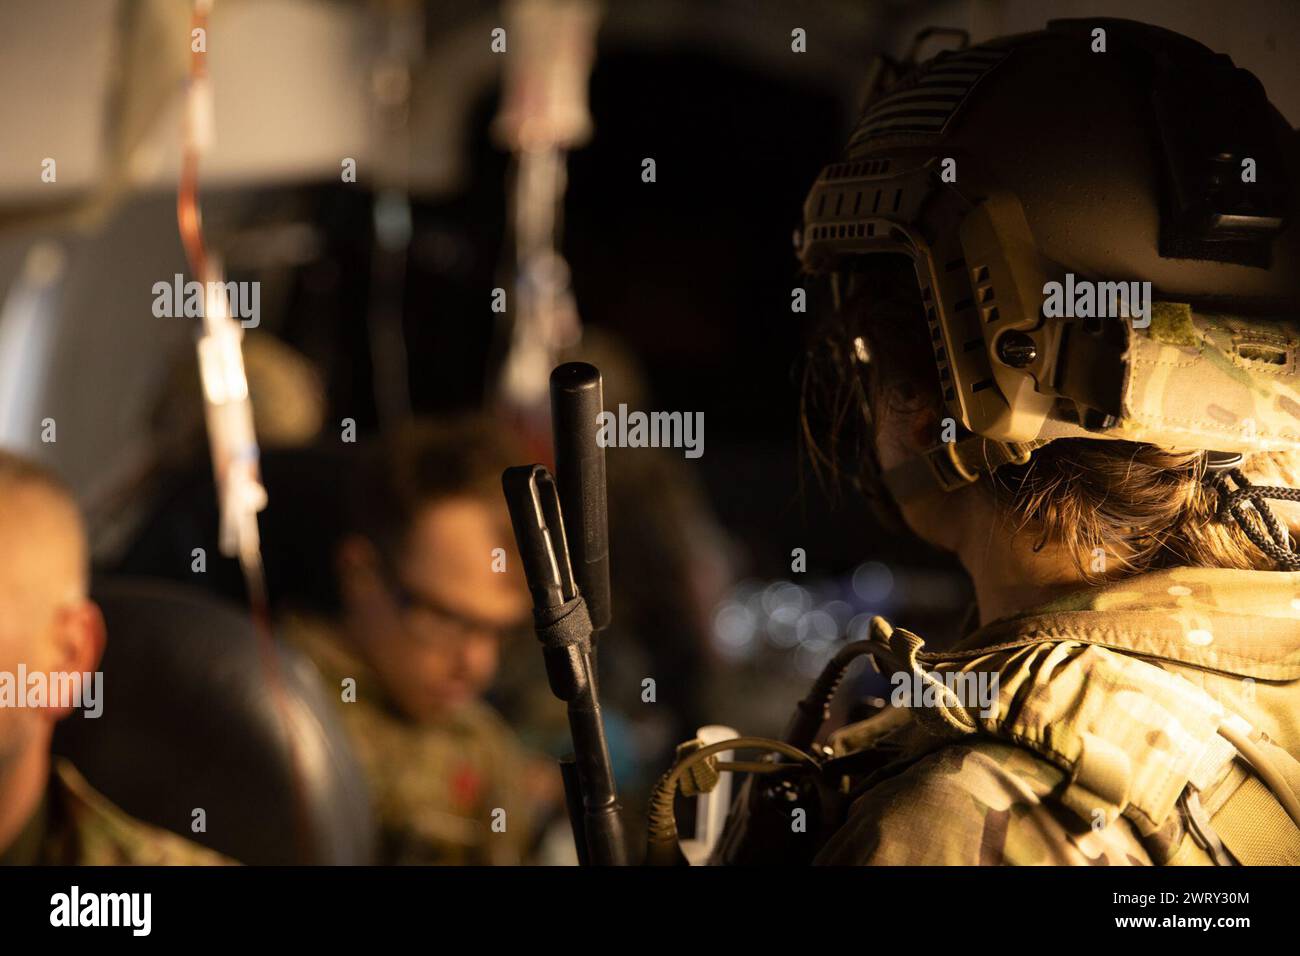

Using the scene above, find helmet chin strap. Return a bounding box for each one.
[880,436,1046,502]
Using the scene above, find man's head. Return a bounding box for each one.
[336,417,530,722]
[0,451,105,765]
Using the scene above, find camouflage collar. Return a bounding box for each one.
[934,567,1300,681]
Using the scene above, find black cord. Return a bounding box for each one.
[1208,468,1300,571]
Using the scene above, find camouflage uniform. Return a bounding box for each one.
[284,614,534,865]
[0,759,234,866]
[816,567,1300,865]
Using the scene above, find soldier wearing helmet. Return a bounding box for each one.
[775,19,1300,865]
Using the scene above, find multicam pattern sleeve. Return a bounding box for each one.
[816,740,1156,865]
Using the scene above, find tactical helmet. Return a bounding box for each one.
[798,18,1300,498]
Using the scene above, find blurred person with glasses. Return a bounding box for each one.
[283,417,553,865]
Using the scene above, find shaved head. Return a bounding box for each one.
[0,451,88,609]
[0,450,102,771]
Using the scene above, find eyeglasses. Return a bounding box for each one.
[387,577,527,646]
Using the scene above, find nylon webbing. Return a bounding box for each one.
[1210,775,1300,865]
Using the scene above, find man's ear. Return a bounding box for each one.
[46,599,106,721]
[53,600,106,674]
